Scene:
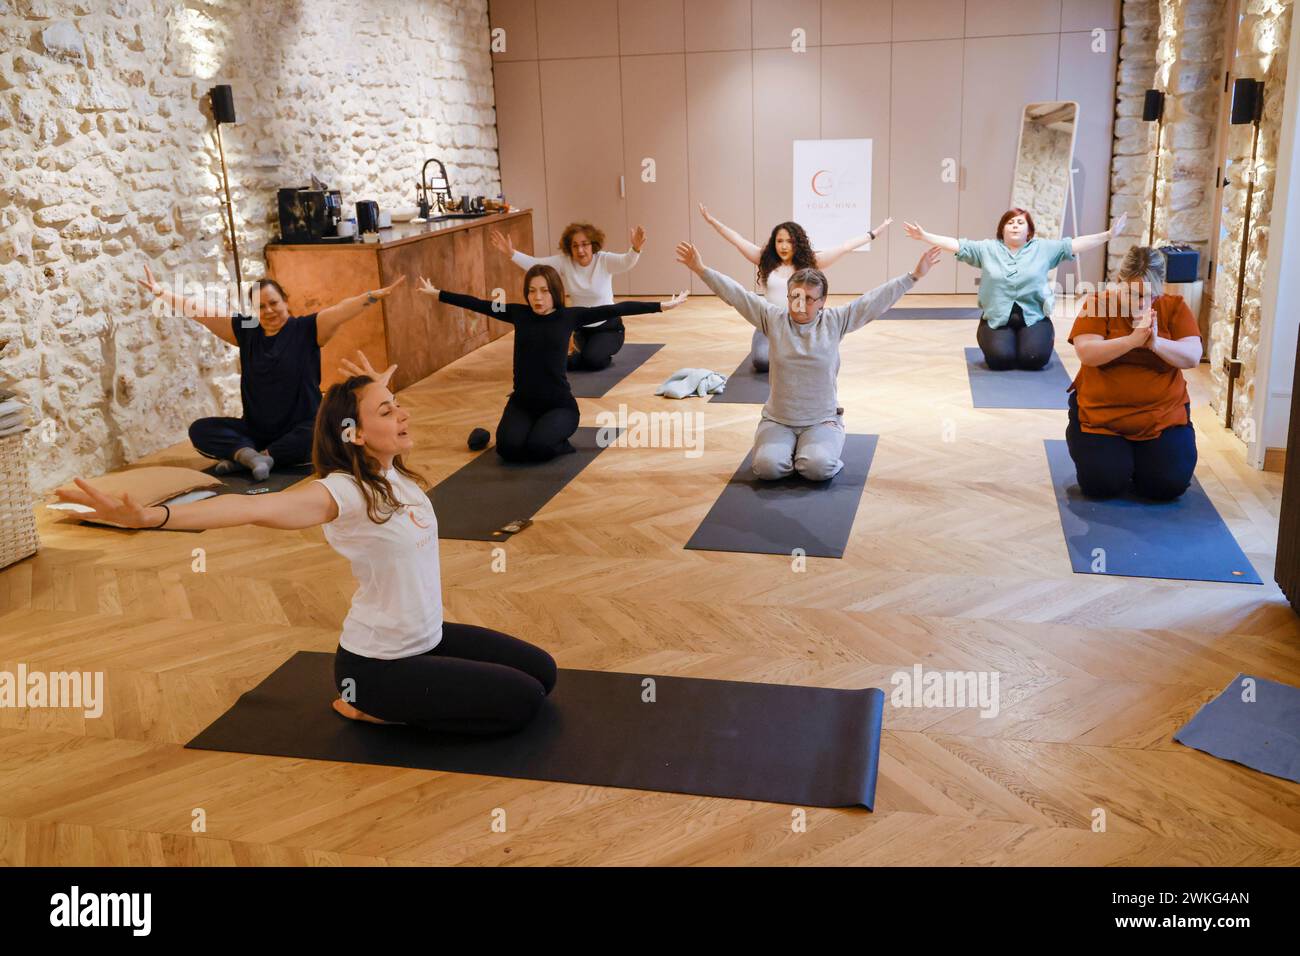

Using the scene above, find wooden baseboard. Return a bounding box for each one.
[1264,447,1287,473]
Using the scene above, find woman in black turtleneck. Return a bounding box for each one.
[417,266,687,462]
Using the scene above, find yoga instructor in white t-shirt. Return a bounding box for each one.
[489,220,645,372]
[56,352,557,735]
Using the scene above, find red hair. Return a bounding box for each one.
[996,208,1036,241]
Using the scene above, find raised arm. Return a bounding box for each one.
[600,226,646,275]
[315,275,406,346]
[676,241,779,333]
[490,228,562,272]
[698,204,763,265]
[815,217,894,269]
[902,221,960,254]
[840,246,940,334]
[572,289,689,324]
[55,475,338,532]
[136,264,236,345]
[417,277,518,324]
[1070,213,1127,255]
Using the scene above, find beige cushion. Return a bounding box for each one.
[52,466,224,508]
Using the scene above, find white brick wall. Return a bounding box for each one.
[0,0,500,492]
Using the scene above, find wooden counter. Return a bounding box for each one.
[265,209,534,392]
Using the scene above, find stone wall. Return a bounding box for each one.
[1109,0,1295,445]
[1209,0,1294,438]
[1107,0,1227,278]
[0,0,500,493]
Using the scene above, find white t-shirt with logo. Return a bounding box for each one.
[318,469,443,659]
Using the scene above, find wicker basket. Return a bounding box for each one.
[0,431,39,570]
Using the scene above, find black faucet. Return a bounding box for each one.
[418,158,451,219]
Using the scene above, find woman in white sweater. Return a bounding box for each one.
[698,204,893,372]
[490,221,647,371]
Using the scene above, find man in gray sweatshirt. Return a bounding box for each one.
[676,240,941,481]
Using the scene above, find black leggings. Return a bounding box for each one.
[334,622,557,735]
[496,395,579,462]
[1066,393,1198,501]
[189,416,314,465]
[567,327,625,371]
[977,303,1055,371]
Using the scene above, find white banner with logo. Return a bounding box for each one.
[792,138,873,252]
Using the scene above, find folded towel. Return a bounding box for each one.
[656,367,727,400]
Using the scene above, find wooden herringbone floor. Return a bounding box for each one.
[2,292,1298,866]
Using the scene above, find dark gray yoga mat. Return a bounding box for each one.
[568,342,664,398]
[709,355,770,405]
[1044,439,1262,584]
[185,651,886,809]
[965,347,1071,409]
[430,426,615,541]
[1174,674,1300,783]
[203,462,314,495]
[880,307,982,320]
[686,434,878,559]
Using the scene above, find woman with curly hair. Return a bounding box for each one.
[489,220,647,371]
[698,205,892,371]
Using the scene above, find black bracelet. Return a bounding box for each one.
[868,230,876,241]
[155,504,170,529]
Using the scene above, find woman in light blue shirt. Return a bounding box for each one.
[904,208,1125,370]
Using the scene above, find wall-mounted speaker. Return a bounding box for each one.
[209,84,236,125]
[1230,78,1263,126]
[1142,89,1165,122]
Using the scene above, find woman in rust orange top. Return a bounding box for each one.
[1066,247,1203,500]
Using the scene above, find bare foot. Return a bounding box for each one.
[331,697,401,725]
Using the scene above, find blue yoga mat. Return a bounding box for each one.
[686,434,878,559]
[965,347,1071,409]
[1044,439,1262,584]
[1174,674,1300,783]
[880,307,981,320]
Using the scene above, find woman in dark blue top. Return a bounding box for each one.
[417,266,686,462]
[137,266,404,480]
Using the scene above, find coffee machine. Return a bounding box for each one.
[277,184,345,242]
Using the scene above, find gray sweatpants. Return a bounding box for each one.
[752,412,846,481]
